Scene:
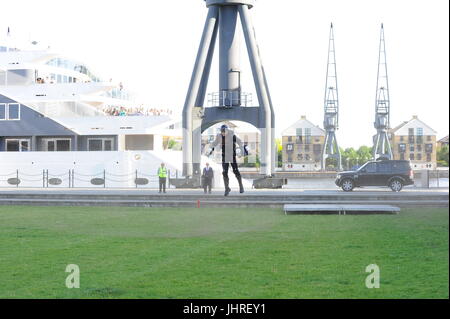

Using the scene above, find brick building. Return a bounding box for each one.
[281,116,325,171]
[389,115,437,170]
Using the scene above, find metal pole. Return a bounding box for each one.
[43,169,45,188]
[183,6,219,177]
[103,169,106,188]
[69,169,71,188]
[135,169,138,188]
[16,169,18,188]
[168,169,170,189]
[437,169,439,187]
[239,4,272,175]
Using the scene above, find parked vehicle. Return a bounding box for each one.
[335,160,414,192]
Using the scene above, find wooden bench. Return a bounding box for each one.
[283,204,400,215]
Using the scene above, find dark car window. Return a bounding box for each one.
[378,162,391,173]
[392,162,409,172]
[364,162,377,173]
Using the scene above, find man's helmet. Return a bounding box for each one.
[220,124,228,132]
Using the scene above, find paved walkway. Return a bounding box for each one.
[0,186,447,196]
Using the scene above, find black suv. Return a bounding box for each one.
[335,160,414,192]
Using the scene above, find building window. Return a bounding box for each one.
[417,153,422,161]
[408,128,415,144]
[88,138,114,151]
[305,128,311,144]
[5,139,30,152]
[305,144,310,152]
[425,144,433,153]
[417,128,423,144]
[0,103,21,120]
[398,143,406,153]
[426,153,431,162]
[400,136,404,142]
[287,136,292,142]
[313,144,321,154]
[295,128,303,144]
[427,135,432,141]
[417,144,422,152]
[287,154,292,162]
[43,138,71,151]
[400,153,405,160]
[409,145,414,152]
[410,153,415,160]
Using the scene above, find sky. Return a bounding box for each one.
[1,0,449,148]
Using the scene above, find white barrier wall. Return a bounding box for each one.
[0,151,180,188]
[0,150,250,189]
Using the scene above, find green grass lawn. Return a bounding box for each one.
[0,205,448,299]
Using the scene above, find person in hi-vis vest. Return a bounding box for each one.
[158,162,167,193]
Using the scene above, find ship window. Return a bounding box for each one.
[104,140,112,151]
[8,104,20,120]
[57,140,71,151]
[88,138,114,151]
[0,103,20,120]
[47,140,55,151]
[0,104,5,119]
[43,138,71,151]
[6,139,30,152]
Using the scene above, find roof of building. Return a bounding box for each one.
[282,116,325,136]
[438,135,449,143]
[390,115,437,135]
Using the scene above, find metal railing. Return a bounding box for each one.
[207,91,253,108]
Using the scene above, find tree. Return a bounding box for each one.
[437,145,449,167]
[339,146,373,170]
[167,139,181,150]
[356,146,373,164]
[275,138,283,168]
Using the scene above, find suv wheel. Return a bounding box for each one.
[341,179,354,192]
[389,179,403,192]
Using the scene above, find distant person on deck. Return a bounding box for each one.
[158,162,168,193]
[202,162,214,194]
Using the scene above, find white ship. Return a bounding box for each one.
[0,33,186,188]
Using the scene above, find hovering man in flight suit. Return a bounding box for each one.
[208,124,246,196]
